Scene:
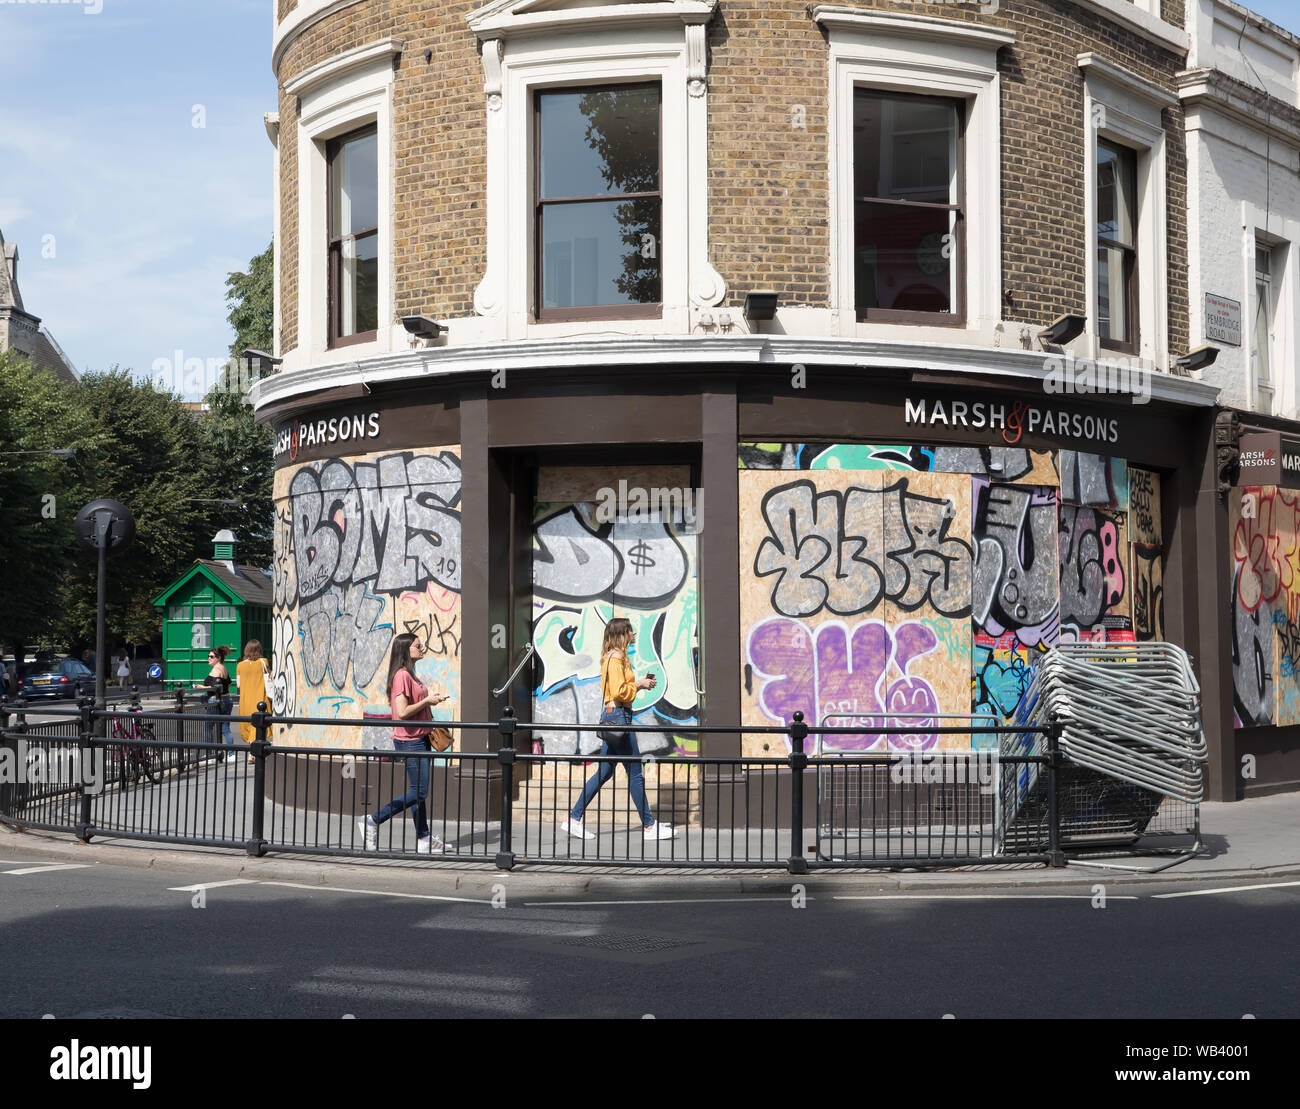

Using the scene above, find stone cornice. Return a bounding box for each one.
[1178,66,1300,149]
[250,336,1221,414]
[811,6,1015,50]
[1078,53,1179,109]
[467,0,717,42]
[283,38,405,99]
[1069,0,1188,54]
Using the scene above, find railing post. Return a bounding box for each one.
[75,696,95,842]
[787,711,809,875]
[1045,713,1065,868]
[496,706,517,870]
[5,698,29,819]
[173,686,187,771]
[246,700,270,857]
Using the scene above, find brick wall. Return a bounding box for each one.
[276,0,484,352]
[274,0,1189,356]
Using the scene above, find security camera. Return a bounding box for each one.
[401,316,447,339]
[1174,346,1218,372]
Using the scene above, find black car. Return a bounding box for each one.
[19,658,96,700]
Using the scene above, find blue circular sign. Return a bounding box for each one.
[147,664,163,680]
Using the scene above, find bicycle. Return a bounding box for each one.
[108,710,160,787]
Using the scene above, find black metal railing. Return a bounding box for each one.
[0,698,1199,871]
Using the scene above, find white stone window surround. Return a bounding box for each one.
[1243,204,1299,415]
[288,39,402,371]
[468,0,724,342]
[815,7,1012,342]
[1068,0,1188,54]
[1079,53,1174,370]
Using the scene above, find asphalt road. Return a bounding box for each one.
[1,852,1297,1019]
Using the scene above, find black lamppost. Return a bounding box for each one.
[73,500,135,717]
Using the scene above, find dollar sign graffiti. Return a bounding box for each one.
[627,541,655,575]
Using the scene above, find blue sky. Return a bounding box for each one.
[2,0,1299,389]
[0,0,274,388]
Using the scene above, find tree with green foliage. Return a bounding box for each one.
[0,351,95,657]
[202,241,276,569]
[56,371,217,648]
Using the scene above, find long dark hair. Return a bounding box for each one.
[387,633,418,697]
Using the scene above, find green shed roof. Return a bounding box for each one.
[153,559,274,608]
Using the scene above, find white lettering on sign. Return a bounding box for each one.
[904,398,1120,446]
[275,412,381,461]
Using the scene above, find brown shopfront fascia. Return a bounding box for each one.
[259,368,1247,802]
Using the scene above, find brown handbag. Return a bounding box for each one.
[430,726,454,753]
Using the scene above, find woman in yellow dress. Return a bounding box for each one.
[236,640,271,760]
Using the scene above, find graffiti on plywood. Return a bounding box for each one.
[752,478,973,619]
[271,448,463,746]
[1058,505,1132,642]
[531,488,699,757]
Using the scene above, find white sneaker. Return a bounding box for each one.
[417,834,453,854]
[561,817,594,841]
[644,822,676,840]
[357,815,378,850]
[224,753,238,764]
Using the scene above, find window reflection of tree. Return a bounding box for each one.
[578,87,661,304]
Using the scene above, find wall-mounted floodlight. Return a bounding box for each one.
[401,316,448,339]
[242,349,283,375]
[1175,346,1219,372]
[1037,314,1086,346]
[743,292,779,322]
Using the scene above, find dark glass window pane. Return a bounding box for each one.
[338,232,379,336]
[854,91,956,204]
[1097,244,1130,342]
[541,198,661,308]
[854,202,953,313]
[331,130,378,235]
[540,86,660,199]
[1097,142,1134,246]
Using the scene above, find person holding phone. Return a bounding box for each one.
[562,617,675,841]
[356,633,454,853]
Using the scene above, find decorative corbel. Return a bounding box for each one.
[685,20,708,98]
[482,37,504,112]
[1215,408,1241,501]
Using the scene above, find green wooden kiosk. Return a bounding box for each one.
[152,531,273,690]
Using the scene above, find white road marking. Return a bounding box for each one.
[524,897,809,907]
[832,893,1139,901]
[166,879,259,893]
[258,880,489,905]
[1152,880,1300,899]
[3,863,92,876]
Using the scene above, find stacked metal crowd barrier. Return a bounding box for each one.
[1001,642,1206,862]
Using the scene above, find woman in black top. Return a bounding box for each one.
[203,645,238,764]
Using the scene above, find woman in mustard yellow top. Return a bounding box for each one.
[561,617,676,842]
[236,640,271,760]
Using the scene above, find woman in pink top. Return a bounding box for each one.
[356,633,452,853]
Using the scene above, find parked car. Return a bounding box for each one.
[19,658,96,700]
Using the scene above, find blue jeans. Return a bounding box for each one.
[374,738,431,839]
[571,707,654,828]
[204,696,237,748]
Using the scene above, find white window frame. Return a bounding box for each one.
[1242,204,1299,416]
[468,0,723,342]
[288,39,401,367]
[1079,53,1174,370]
[815,7,1011,340]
